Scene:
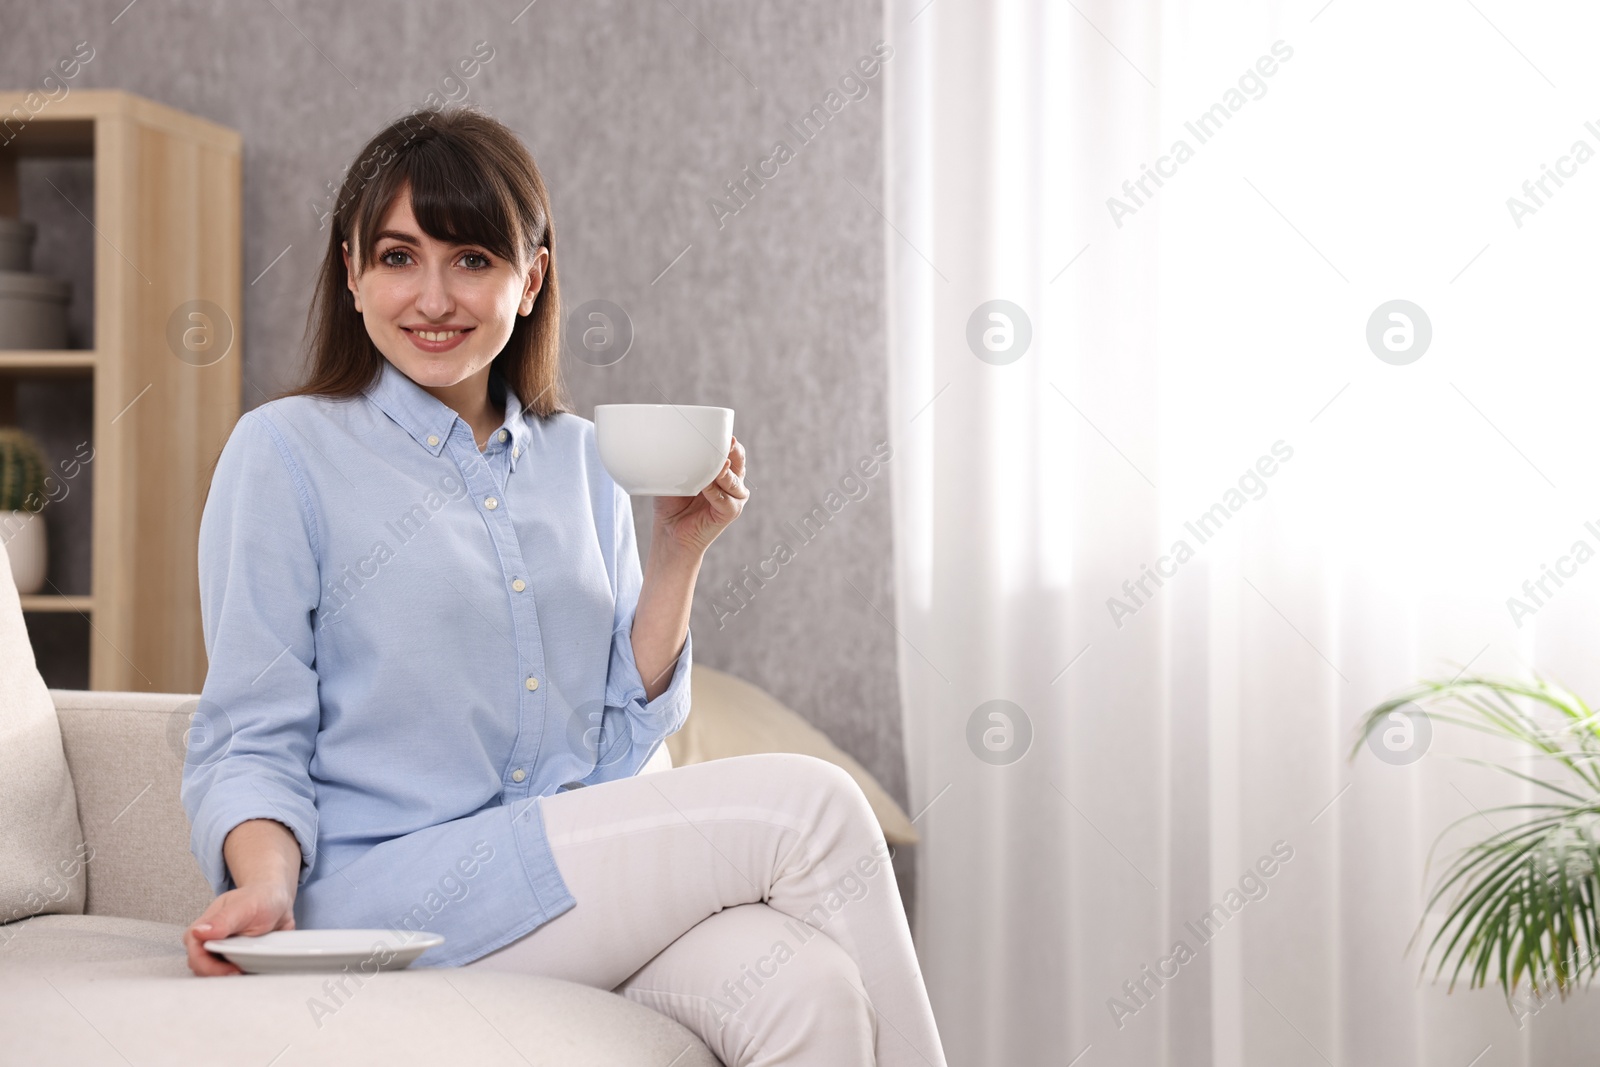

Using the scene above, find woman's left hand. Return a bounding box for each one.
[653,435,749,558]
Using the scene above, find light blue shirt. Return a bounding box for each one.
[180,355,693,968]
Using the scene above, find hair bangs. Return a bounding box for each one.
[357,136,523,271]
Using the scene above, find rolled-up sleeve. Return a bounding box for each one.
[181,408,323,896]
[581,483,694,786]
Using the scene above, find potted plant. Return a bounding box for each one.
[1354,675,1600,1014]
[0,427,49,594]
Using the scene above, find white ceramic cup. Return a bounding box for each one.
[594,404,734,496]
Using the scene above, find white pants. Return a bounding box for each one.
[464,752,947,1067]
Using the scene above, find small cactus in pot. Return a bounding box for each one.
[1,427,48,511]
[0,427,50,593]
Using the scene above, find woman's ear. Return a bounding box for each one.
[342,240,363,313]
[519,246,549,316]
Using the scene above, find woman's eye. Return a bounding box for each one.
[375,248,489,269]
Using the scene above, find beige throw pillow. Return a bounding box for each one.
[669,665,919,846]
[0,536,88,926]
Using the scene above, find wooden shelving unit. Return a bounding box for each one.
[0,90,241,692]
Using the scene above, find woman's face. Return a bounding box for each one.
[342,186,547,392]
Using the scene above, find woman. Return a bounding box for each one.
[178,107,947,1067]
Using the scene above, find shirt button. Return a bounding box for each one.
[484,496,498,510]
[511,768,527,782]
[513,446,520,458]
[512,578,526,592]
[499,429,510,442]
[525,675,539,691]
[426,434,439,446]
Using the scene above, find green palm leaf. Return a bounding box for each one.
[1353,674,1600,1005]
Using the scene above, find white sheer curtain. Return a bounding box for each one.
[885,1,1600,1063]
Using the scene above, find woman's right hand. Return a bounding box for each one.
[184,883,297,977]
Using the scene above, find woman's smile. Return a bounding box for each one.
[402,324,476,352]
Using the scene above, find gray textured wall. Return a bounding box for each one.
[3,2,912,907]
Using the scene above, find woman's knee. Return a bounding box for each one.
[700,750,869,803]
[750,752,875,818]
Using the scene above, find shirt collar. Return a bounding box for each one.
[364,356,531,471]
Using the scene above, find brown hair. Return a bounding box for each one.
[273,106,571,417]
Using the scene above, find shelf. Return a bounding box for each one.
[0,89,241,692]
[20,594,93,613]
[0,351,95,373]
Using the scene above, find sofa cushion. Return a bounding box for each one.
[49,689,216,926]
[0,914,719,1066]
[672,665,919,845]
[0,537,87,925]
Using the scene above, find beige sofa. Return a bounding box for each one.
[0,687,721,1066]
[0,670,920,1065]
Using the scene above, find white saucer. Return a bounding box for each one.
[202,929,445,974]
